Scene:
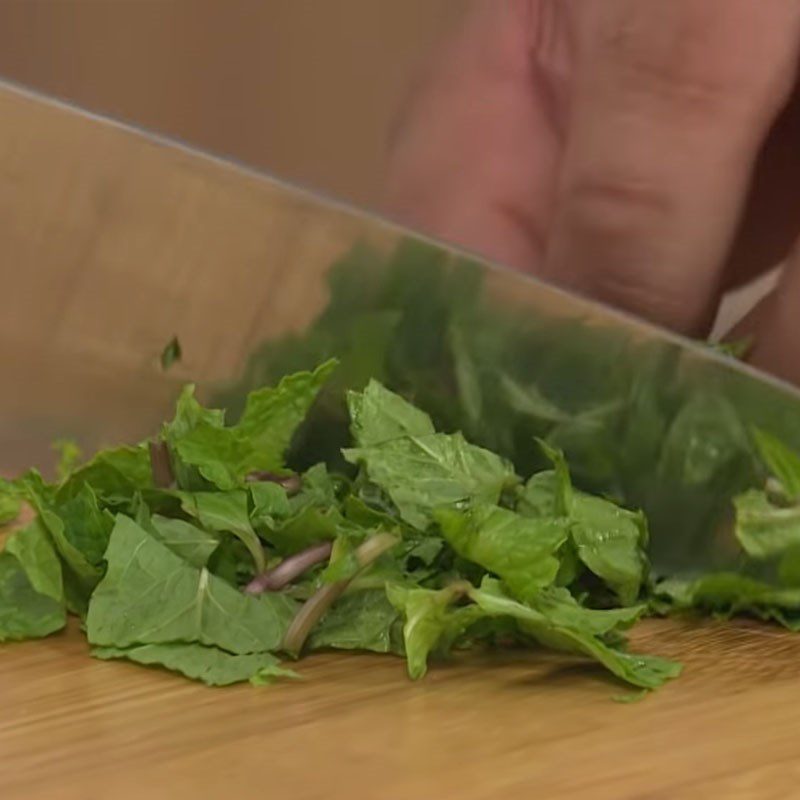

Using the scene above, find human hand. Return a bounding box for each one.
[385,0,800,383]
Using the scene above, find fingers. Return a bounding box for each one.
[543,0,800,335]
[741,243,800,386]
[384,0,567,273]
[724,89,800,290]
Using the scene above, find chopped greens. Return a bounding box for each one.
[3,349,800,696]
[160,336,183,371]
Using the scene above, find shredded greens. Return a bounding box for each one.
[2,363,798,695]
[3,242,800,694]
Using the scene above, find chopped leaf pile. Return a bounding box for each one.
[3,362,800,694]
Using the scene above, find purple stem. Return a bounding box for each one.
[149,440,175,489]
[282,533,398,656]
[244,541,334,595]
[245,471,302,496]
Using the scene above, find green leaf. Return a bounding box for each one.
[237,359,337,460]
[308,589,403,654]
[569,497,648,606]
[655,573,800,629]
[160,336,182,371]
[267,507,341,556]
[386,583,481,679]
[57,444,153,505]
[4,520,63,602]
[169,363,336,490]
[53,439,82,481]
[752,429,800,500]
[528,585,645,636]
[346,379,437,445]
[436,504,568,602]
[734,489,800,560]
[707,337,753,360]
[0,492,21,526]
[499,374,568,424]
[255,464,343,555]
[39,508,102,614]
[519,458,648,605]
[0,552,66,641]
[320,532,364,584]
[86,515,296,653]
[249,482,291,527]
[177,491,265,572]
[92,642,297,687]
[52,483,116,567]
[148,515,220,568]
[345,383,517,530]
[289,463,339,513]
[345,434,516,531]
[469,579,681,689]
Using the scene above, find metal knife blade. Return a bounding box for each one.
[2,78,799,577]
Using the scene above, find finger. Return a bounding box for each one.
[543,0,800,335]
[724,89,800,290]
[384,0,568,273]
[738,243,800,386]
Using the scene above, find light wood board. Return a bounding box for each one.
[4,618,800,799]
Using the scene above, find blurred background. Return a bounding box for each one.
[0,0,462,208]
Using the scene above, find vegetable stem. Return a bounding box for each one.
[245,542,334,595]
[282,532,398,656]
[245,471,302,496]
[148,440,175,489]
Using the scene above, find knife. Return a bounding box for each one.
[1,78,799,579]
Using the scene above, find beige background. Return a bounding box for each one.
[0,0,462,207]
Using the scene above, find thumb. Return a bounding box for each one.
[384,0,567,273]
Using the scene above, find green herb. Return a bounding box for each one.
[2,347,799,695]
[160,336,183,371]
[93,643,298,687]
[0,493,21,526]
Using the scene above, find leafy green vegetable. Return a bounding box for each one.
[519,450,648,606]
[148,515,220,568]
[4,341,800,695]
[0,490,21,525]
[57,445,153,504]
[436,504,567,603]
[308,589,403,654]
[387,583,481,679]
[752,429,800,501]
[160,336,183,371]
[0,552,65,641]
[177,491,265,572]
[167,361,336,491]
[5,520,63,602]
[92,642,297,686]
[655,574,800,630]
[468,579,680,690]
[734,490,800,560]
[53,439,82,481]
[86,516,296,653]
[348,379,435,445]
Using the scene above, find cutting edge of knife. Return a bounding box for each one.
[2,73,798,406]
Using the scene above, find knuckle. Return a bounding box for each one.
[563,172,675,245]
[595,9,775,123]
[557,174,707,331]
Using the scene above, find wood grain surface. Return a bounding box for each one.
[4,617,800,799]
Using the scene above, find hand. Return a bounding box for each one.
[385,0,800,384]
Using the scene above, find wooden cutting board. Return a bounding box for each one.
[4,617,800,799]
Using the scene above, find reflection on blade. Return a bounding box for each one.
[2,79,800,583]
[210,238,800,578]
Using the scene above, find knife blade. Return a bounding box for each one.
[1,78,799,578]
